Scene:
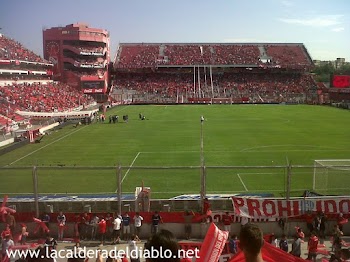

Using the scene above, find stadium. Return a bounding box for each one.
[1,18,350,262]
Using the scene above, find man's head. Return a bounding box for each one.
[145,229,180,262]
[239,223,264,256]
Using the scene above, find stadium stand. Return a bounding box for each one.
[0,82,95,113]
[0,33,96,123]
[112,43,317,104]
[0,34,47,63]
[115,43,312,68]
[113,72,316,104]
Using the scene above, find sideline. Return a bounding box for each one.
[5,126,88,167]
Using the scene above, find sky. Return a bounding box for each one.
[0,0,349,61]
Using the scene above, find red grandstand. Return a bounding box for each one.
[0,33,97,136]
[42,23,110,102]
[111,43,318,104]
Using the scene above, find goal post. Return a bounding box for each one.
[313,159,350,194]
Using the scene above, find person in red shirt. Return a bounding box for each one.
[304,211,314,235]
[202,198,210,215]
[98,217,107,245]
[222,212,233,233]
[337,213,348,232]
[73,213,81,240]
[295,226,305,240]
[307,231,319,262]
[1,224,12,239]
[105,213,113,242]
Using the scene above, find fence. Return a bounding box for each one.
[1,164,349,216]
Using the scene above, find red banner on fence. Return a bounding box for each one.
[232,196,350,218]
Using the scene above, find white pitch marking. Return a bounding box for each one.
[120,152,141,184]
[237,173,248,191]
[5,125,88,167]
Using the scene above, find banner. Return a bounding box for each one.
[333,75,350,88]
[196,223,229,262]
[232,196,350,218]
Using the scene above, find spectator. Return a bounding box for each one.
[1,234,14,262]
[5,213,16,234]
[295,226,305,240]
[1,224,12,239]
[229,234,238,255]
[44,234,57,251]
[80,212,90,240]
[202,198,210,215]
[305,211,314,235]
[41,213,50,232]
[112,214,122,244]
[73,213,81,240]
[122,212,131,241]
[239,223,264,262]
[222,211,233,233]
[98,217,107,245]
[133,212,143,238]
[128,234,141,262]
[183,210,194,240]
[105,213,113,241]
[57,210,66,241]
[307,231,319,262]
[290,234,302,257]
[20,223,29,245]
[151,211,163,235]
[337,213,348,232]
[144,229,180,262]
[90,214,99,241]
[279,234,288,252]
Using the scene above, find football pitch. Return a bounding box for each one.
[1,104,350,198]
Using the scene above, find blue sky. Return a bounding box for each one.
[0,0,349,61]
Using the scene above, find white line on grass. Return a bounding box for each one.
[120,152,141,184]
[240,144,339,152]
[237,173,248,191]
[5,125,88,167]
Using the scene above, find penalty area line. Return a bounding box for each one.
[237,173,248,191]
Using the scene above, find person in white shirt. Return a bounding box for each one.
[112,215,122,244]
[133,212,143,238]
[128,234,140,262]
[1,234,14,261]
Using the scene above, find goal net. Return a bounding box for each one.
[313,159,350,195]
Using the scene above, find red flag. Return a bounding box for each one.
[33,217,49,234]
[196,223,229,262]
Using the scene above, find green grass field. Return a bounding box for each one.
[1,104,350,198]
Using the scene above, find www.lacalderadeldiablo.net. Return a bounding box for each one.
[6,246,200,260]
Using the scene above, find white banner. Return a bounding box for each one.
[232,196,350,218]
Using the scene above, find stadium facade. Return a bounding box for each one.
[42,23,110,102]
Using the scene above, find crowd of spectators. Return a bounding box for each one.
[0,82,95,113]
[0,34,47,63]
[265,45,311,69]
[115,43,311,68]
[114,71,317,104]
[212,44,260,65]
[117,44,159,68]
